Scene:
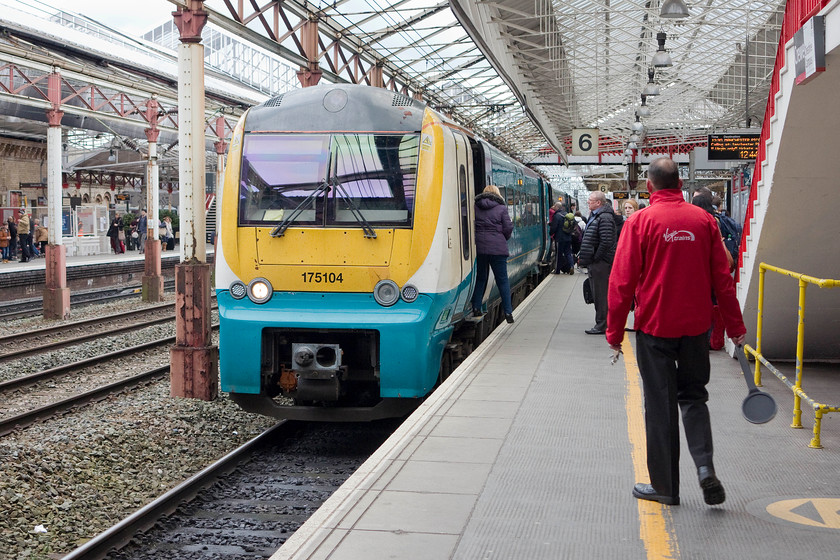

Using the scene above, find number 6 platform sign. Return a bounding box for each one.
[572,128,599,156]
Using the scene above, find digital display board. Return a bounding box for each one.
[707,134,760,160]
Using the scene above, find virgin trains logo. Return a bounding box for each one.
[664,228,696,242]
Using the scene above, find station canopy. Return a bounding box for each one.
[1,0,786,172]
[262,0,785,162]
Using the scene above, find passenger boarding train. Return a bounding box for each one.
[216,84,568,421]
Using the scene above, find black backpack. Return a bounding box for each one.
[717,214,741,259]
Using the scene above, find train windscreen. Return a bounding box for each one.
[238,133,418,228]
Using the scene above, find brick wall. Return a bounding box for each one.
[0,138,47,206]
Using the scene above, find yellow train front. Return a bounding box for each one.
[216,84,553,421]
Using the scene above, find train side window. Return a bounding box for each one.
[459,165,469,260]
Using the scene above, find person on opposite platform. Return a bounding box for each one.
[137,209,148,254]
[606,156,746,507]
[0,222,10,262]
[107,214,124,254]
[17,208,31,263]
[471,185,514,324]
[578,190,616,334]
[34,219,48,257]
[6,217,17,261]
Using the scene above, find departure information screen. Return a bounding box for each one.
[707,134,760,160]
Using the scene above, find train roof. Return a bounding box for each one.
[245,84,427,133]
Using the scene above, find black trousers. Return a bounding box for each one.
[635,331,714,498]
[18,233,31,261]
[588,260,611,331]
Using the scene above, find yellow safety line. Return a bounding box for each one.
[622,336,680,560]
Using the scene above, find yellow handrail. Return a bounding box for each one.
[751,263,840,448]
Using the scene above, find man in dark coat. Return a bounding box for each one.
[578,191,616,334]
[6,217,18,261]
[548,204,574,274]
[471,185,515,323]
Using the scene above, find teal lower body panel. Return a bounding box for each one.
[217,291,453,399]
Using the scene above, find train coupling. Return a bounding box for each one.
[289,343,343,401]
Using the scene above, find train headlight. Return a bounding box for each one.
[229,281,247,300]
[247,278,273,304]
[373,279,399,307]
[401,284,419,303]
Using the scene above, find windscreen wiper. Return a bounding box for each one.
[270,182,330,237]
[332,180,377,239]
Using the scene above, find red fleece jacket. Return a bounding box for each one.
[606,188,746,346]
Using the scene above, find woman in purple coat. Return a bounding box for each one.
[471,185,515,323]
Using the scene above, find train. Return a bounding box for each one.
[215,84,568,421]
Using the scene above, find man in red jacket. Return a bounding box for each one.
[607,157,746,507]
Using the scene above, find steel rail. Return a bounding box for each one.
[0,304,218,363]
[0,324,220,436]
[0,365,170,436]
[0,289,165,321]
[0,335,176,392]
[60,422,291,560]
[0,316,174,363]
[0,302,173,345]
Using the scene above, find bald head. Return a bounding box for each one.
[647,157,681,191]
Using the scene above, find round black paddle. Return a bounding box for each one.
[735,344,777,424]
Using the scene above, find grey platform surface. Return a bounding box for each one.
[272,274,840,559]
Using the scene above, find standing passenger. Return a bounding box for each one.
[17,208,31,263]
[606,157,746,507]
[623,199,639,220]
[471,185,515,324]
[6,217,17,261]
[107,214,123,254]
[163,216,175,251]
[137,209,148,254]
[34,219,48,257]
[548,205,574,275]
[578,191,616,334]
[0,222,10,262]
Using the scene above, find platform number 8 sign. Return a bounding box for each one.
[572,128,599,157]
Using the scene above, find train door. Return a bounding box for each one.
[452,131,474,317]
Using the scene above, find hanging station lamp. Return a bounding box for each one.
[642,68,660,96]
[652,32,673,67]
[631,115,645,135]
[660,0,690,19]
[636,94,651,118]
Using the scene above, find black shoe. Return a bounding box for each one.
[698,466,725,505]
[632,483,680,505]
[585,328,605,335]
[505,314,514,324]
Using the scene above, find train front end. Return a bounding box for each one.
[216,85,458,421]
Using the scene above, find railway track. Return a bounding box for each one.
[0,283,175,321]
[64,420,401,560]
[0,325,219,436]
[0,303,175,362]
[0,301,217,363]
